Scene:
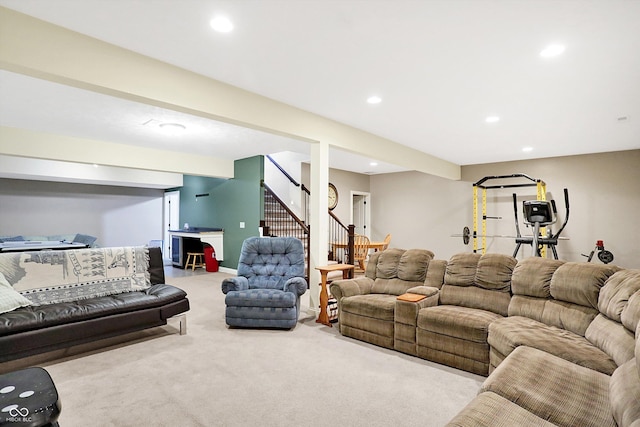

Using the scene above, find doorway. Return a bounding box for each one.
[163,191,180,264]
[351,191,371,237]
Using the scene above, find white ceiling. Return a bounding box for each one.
[1,0,639,176]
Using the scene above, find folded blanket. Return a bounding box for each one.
[0,246,150,306]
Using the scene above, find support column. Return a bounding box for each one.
[308,141,329,316]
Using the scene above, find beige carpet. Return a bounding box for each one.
[1,271,483,426]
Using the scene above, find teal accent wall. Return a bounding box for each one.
[170,156,264,268]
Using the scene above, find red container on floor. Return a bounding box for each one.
[204,245,219,272]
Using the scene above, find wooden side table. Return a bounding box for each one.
[315,264,355,327]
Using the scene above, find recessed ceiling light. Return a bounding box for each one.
[540,44,565,58]
[210,15,234,33]
[369,162,378,167]
[93,164,99,168]
[367,96,382,104]
[522,147,533,152]
[485,116,500,123]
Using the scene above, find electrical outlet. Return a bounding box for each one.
[239,222,245,229]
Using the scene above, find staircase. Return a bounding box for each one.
[262,181,310,282]
[261,155,356,283]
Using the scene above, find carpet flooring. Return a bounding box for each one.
[1,270,483,426]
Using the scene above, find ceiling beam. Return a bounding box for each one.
[0,126,234,179]
[0,6,460,180]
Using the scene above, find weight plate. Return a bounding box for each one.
[463,226,470,245]
[598,250,614,264]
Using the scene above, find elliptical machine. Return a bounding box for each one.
[513,188,569,259]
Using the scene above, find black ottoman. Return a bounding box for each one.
[0,367,61,427]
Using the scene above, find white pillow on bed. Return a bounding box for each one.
[0,272,32,314]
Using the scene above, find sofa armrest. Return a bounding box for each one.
[406,285,440,309]
[330,277,373,300]
[406,285,440,298]
[396,286,440,326]
[284,277,307,296]
[221,277,249,294]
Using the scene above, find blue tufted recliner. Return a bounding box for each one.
[221,237,308,329]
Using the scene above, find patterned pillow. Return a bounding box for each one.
[0,272,32,314]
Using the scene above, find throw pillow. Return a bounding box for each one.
[1,235,25,242]
[0,272,32,314]
[73,233,98,247]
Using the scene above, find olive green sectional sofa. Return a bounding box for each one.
[330,250,640,427]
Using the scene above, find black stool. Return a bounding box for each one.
[0,367,61,427]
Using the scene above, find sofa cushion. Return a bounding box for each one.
[550,262,620,309]
[371,249,434,295]
[488,316,618,375]
[374,248,404,279]
[440,253,514,316]
[586,314,636,367]
[599,270,640,324]
[440,285,511,316]
[474,253,517,292]
[340,294,396,321]
[418,305,502,342]
[482,346,615,427]
[610,357,640,427]
[0,284,187,335]
[446,391,556,427]
[425,259,447,288]
[444,253,481,286]
[224,289,296,308]
[508,295,599,337]
[622,287,640,334]
[371,278,424,296]
[396,249,434,282]
[511,257,565,298]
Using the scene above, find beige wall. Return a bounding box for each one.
[461,150,640,268]
[370,150,640,269]
[370,171,470,257]
[301,163,370,228]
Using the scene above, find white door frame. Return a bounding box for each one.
[350,191,371,238]
[163,191,180,262]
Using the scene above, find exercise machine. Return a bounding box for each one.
[472,174,547,255]
[513,188,569,259]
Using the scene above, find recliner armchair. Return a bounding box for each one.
[221,237,307,329]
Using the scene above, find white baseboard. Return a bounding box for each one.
[218,266,237,275]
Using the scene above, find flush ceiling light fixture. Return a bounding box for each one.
[210,15,234,33]
[367,96,382,104]
[369,162,378,167]
[159,122,186,131]
[485,116,500,123]
[522,146,534,152]
[540,44,565,58]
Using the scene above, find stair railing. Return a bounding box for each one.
[262,180,310,283]
[329,212,355,278]
[265,154,310,225]
[263,155,356,280]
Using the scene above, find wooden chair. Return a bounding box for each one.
[353,234,370,271]
[382,233,392,251]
